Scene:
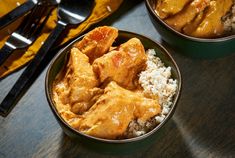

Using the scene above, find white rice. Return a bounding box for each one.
[222,1,235,34]
[124,49,177,138]
[139,49,177,122]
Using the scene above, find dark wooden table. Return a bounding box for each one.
[0,1,235,157]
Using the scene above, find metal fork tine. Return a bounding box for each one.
[17,3,43,34]
[0,2,55,67]
[27,7,52,38]
[24,8,44,38]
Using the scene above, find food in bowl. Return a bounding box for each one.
[52,26,177,140]
[155,0,235,38]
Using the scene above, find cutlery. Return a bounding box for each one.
[0,0,94,117]
[0,0,59,30]
[0,0,36,30]
[0,2,54,66]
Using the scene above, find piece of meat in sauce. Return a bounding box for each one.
[155,0,192,19]
[77,81,161,139]
[53,48,103,115]
[74,26,118,63]
[92,38,147,90]
[189,0,233,38]
[165,0,210,32]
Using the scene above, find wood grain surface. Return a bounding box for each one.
[0,0,235,157]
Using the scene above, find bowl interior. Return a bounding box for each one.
[46,30,182,143]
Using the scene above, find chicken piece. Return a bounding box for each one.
[53,48,102,115]
[190,0,233,38]
[183,11,205,35]
[165,0,210,32]
[92,38,147,90]
[77,81,161,139]
[74,26,118,63]
[155,0,192,19]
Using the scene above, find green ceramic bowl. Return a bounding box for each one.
[45,30,182,154]
[145,0,235,59]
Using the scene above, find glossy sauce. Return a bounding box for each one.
[52,26,161,139]
[155,0,233,38]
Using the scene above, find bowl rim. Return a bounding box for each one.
[145,0,235,42]
[45,29,182,144]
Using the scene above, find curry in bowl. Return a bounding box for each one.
[52,26,177,140]
[155,0,235,38]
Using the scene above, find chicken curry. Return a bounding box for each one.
[52,26,161,139]
[155,0,234,38]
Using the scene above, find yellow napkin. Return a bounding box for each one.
[0,0,123,78]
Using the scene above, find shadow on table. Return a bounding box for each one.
[56,119,194,158]
[167,52,235,157]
